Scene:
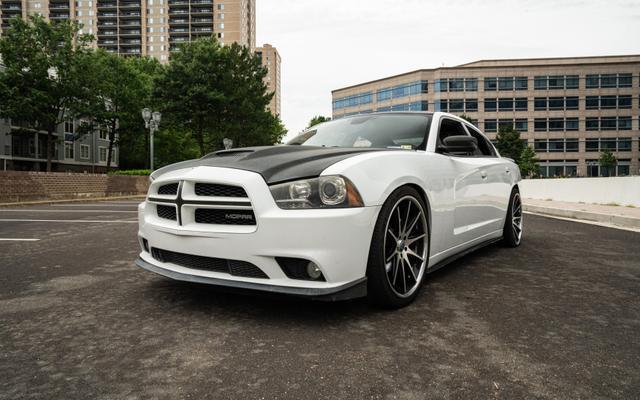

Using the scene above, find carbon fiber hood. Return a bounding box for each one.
[150,145,393,184]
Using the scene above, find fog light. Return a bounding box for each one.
[306,262,322,280]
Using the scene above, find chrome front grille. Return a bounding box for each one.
[195,183,248,197]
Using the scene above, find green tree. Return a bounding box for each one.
[599,149,617,177]
[79,50,154,168]
[154,38,285,156]
[117,56,163,169]
[518,146,539,178]
[307,115,331,129]
[495,125,524,164]
[0,16,94,172]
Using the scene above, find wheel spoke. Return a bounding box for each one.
[392,255,400,286]
[406,247,424,261]
[401,258,407,293]
[386,252,395,263]
[406,233,426,246]
[405,211,422,237]
[387,229,398,242]
[403,252,417,282]
[402,201,411,235]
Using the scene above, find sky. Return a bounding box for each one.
[255,0,640,140]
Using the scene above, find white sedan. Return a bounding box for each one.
[136,112,523,308]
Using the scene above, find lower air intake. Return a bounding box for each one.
[151,248,268,279]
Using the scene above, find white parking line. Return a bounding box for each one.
[0,238,41,241]
[0,209,137,213]
[0,219,137,224]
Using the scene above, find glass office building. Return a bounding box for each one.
[331,55,640,177]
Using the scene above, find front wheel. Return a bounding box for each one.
[367,187,430,308]
[502,188,523,247]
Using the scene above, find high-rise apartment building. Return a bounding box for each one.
[0,0,256,61]
[331,55,640,177]
[255,43,280,116]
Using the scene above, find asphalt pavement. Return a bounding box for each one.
[1,200,639,399]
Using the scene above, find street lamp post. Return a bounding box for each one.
[142,108,161,171]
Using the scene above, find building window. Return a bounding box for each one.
[64,120,74,134]
[533,96,578,111]
[585,95,632,110]
[99,147,107,163]
[484,119,497,132]
[99,130,108,140]
[484,97,527,112]
[80,144,90,159]
[534,75,579,90]
[333,92,373,110]
[435,99,476,113]
[217,3,224,10]
[375,81,427,102]
[484,76,529,91]
[64,142,74,159]
[435,78,477,92]
[585,73,633,89]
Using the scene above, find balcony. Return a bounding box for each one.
[119,29,141,36]
[169,27,189,33]
[97,2,117,8]
[97,30,117,36]
[97,12,118,18]
[168,0,189,4]
[97,21,117,27]
[98,39,118,45]
[121,39,141,45]
[169,9,190,15]
[191,17,213,24]
[191,0,213,4]
[169,36,189,43]
[119,12,141,18]
[169,18,189,25]
[49,4,70,9]
[192,27,212,33]
[120,20,141,26]
[119,2,141,8]
[191,8,213,14]
[50,14,71,19]
[1,6,22,11]
[120,48,141,55]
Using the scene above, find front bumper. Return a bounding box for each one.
[137,166,380,299]
[135,257,367,301]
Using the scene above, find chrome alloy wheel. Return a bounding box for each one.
[383,196,429,298]
[512,192,523,244]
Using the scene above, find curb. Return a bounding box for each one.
[0,195,146,208]
[523,204,640,230]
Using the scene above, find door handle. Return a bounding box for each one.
[481,172,487,179]
[505,167,511,174]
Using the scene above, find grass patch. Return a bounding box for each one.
[109,169,151,176]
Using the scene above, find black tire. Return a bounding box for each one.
[502,187,523,247]
[366,186,430,308]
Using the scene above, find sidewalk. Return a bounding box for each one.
[523,198,640,231]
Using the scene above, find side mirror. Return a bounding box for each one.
[441,135,478,154]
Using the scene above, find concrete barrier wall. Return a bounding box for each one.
[520,177,640,207]
[0,171,149,203]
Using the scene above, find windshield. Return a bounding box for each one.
[287,113,432,149]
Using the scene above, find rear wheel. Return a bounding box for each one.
[502,188,523,247]
[367,187,429,308]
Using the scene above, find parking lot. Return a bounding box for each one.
[1,200,639,399]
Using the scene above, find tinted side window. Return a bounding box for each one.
[438,119,467,144]
[465,125,496,157]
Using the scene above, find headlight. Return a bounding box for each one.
[270,175,364,209]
